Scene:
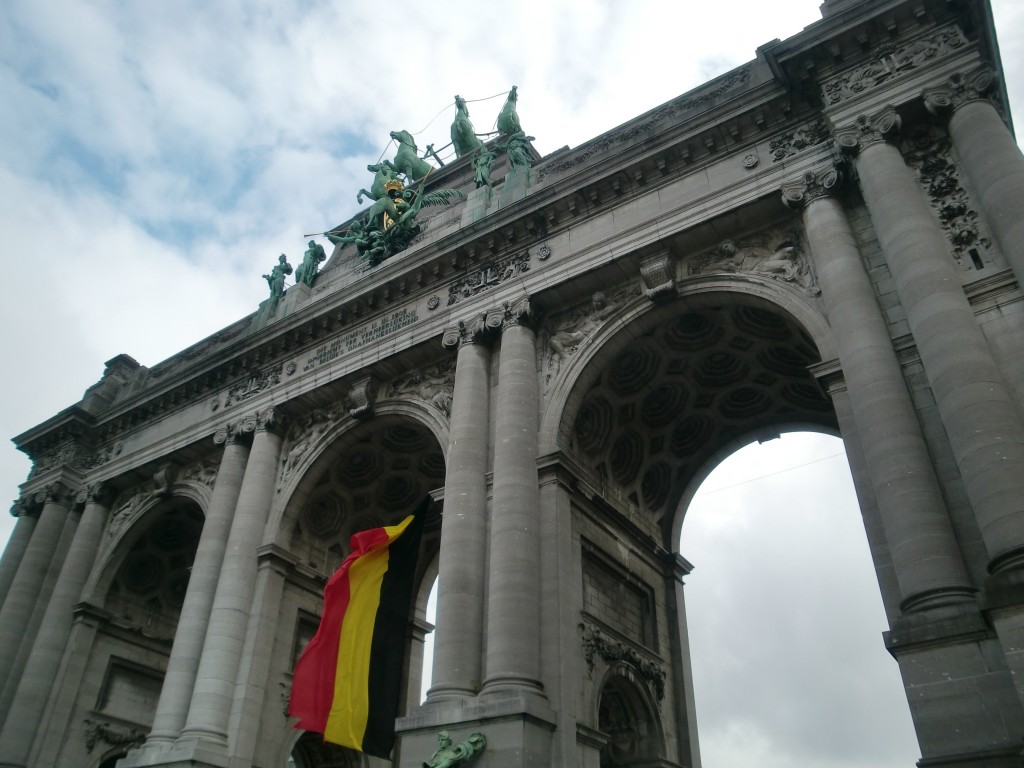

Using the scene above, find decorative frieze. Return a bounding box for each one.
[224,365,283,408]
[823,25,967,105]
[446,250,532,308]
[769,118,830,162]
[581,625,666,701]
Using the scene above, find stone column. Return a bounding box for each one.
[836,109,1024,575]
[482,297,544,696]
[427,315,493,702]
[226,546,291,766]
[0,502,37,610]
[0,484,112,767]
[145,423,251,745]
[0,483,71,708]
[179,407,283,748]
[924,66,1024,282]
[781,165,973,611]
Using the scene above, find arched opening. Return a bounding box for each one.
[288,731,362,768]
[597,671,665,767]
[680,432,919,766]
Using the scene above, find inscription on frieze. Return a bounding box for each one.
[303,309,420,373]
[447,251,531,307]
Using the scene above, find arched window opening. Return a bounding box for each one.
[597,673,663,767]
[680,432,918,767]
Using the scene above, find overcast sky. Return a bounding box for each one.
[2,1,1022,766]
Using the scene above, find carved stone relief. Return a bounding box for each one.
[446,250,532,308]
[581,624,666,701]
[386,359,456,420]
[768,118,830,162]
[542,283,641,390]
[902,126,994,270]
[277,403,347,492]
[224,364,283,408]
[83,719,146,753]
[822,25,967,105]
[687,231,820,296]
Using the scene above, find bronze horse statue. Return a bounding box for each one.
[390,130,433,182]
[450,95,483,158]
[356,160,398,204]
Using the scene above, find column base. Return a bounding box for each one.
[117,736,230,768]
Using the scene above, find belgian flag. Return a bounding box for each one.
[289,496,428,758]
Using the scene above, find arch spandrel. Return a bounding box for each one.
[547,281,838,550]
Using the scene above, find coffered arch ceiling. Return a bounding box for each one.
[286,415,445,576]
[562,297,837,549]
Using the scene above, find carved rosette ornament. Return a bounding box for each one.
[781,165,842,211]
[923,66,997,118]
[834,108,902,156]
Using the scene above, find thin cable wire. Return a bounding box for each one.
[694,451,846,497]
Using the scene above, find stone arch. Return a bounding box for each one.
[540,274,834,458]
[595,667,666,768]
[267,398,449,550]
[552,282,837,549]
[84,490,205,609]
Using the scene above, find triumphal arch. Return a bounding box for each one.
[3,0,1024,765]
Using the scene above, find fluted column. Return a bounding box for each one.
[836,109,1024,574]
[482,297,544,696]
[0,503,38,610]
[427,314,494,702]
[0,483,71,705]
[179,407,283,747]
[0,484,112,767]
[145,423,251,745]
[782,165,973,611]
[924,66,1024,282]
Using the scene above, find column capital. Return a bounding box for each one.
[781,164,843,211]
[238,406,285,437]
[923,66,997,119]
[214,419,238,446]
[76,482,114,507]
[442,312,489,350]
[35,481,72,507]
[500,295,534,331]
[834,108,901,156]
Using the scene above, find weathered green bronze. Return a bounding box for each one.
[295,240,326,287]
[497,85,522,137]
[504,130,536,171]
[262,253,292,312]
[357,160,398,204]
[390,130,433,182]
[472,146,497,189]
[450,96,484,158]
[422,731,486,768]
